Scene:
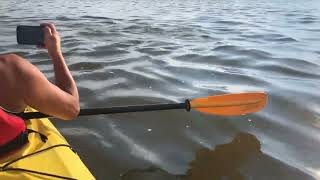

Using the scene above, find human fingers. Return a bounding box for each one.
[43,26,52,38]
[42,26,53,49]
[41,23,57,34]
[40,22,50,27]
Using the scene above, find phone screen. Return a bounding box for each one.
[16,25,44,45]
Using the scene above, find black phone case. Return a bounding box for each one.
[16,25,44,45]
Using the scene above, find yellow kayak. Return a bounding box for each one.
[0,107,95,180]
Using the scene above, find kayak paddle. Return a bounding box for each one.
[14,92,267,119]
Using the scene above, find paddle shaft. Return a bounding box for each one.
[17,101,190,120]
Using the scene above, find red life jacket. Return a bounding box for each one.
[0,108,26,154]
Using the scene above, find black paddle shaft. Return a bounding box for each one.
[16,100,191,120]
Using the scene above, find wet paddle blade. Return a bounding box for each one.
[190,92,267,116]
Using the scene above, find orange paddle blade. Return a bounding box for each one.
[190,92,267,116]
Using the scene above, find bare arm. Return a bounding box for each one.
[15,57,79,120]
[41,23,79,100]
[17,23,79,120]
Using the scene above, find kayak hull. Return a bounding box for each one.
[0,107,95,180]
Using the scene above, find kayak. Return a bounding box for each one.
[0,107,95,180]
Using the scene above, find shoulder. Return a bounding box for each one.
[0,54,42,87]
[0,53,28,68]
[0,53,22,62]
[0,54,19,76]
[0,53,37,74]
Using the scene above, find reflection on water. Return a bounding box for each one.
[184,132,261,180]
[120,132,315,180]
[120,132,262,180]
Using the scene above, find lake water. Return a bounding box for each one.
[1,0,320,179]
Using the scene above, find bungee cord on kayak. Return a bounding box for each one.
[0,128,47,155]
[0,144,77,180]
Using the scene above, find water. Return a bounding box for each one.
[1,0,320,179]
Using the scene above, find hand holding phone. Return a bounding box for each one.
[17,23,62,59]
[40,23,62,58]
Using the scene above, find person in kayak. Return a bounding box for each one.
[0,23,79,156]
[0,23,79,120]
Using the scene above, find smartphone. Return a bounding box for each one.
[16,25,44,45]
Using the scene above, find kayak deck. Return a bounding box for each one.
[0,107,95,179]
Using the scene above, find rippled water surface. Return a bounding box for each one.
[1,0,320,179]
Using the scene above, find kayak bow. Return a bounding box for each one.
[0,107,95,180]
